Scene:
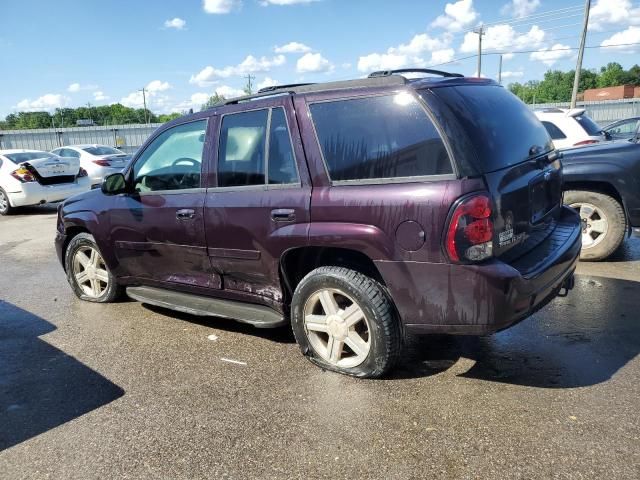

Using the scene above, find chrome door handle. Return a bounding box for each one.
[271,208,295,222]
[176,208,196,220]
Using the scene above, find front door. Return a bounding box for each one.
[108,118,220,289]
[204,101,311,307]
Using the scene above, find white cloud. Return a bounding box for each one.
[501,70,524,78]
[529,43,573,66]
[357,33,452,72]
[274,41,312,53]
[601,26,640,52]
[460,24,545,52]
[214,85,246,98]
[430,48,456,65]
[164,17,186,30]
[257,77,279,90]
[203,0,241,14]
[16,94,69,111]
[190,55,286,86]
[67,82,98,93]
[500,0,540,18]
[589,0,640,31]
[146,80,171,92]
[93,91,109,101]
[260,0,319,5]
[296,52,333,73]
[431,0,478,32]
[120,80,172,109]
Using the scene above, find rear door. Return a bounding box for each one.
[204,98,311,307]
[107,118,219,289]
[424,85,562,260]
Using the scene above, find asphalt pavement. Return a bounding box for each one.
[1,205,639,479]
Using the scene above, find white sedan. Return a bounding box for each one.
[51,144,131,187]
[0,149,91,215]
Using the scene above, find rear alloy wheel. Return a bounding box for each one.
[0,188,15,216]
[65,233,123,302]
[565,190,627,261]
[291,266,401,378]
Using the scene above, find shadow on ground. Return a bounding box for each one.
[0,301,124,451]
[391,274,640,387]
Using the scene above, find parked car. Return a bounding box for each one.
[602,117,640,141]
[0,149,90,215]
[55,69,581,378]
[50,144,130,186]
[561,132,640,260]
[535,108,606,149]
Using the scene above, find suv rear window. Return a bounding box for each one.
[427,86,553,172]
[309,93,452,182]
[575,115,601,136]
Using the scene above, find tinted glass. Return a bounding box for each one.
[426,85,554,172]
[268,108,298,184]
[575,115,602,136]
[5,151,55,163]
[218,109,268,187]
[310,94,452,181]
[83,146,123,155]
[133,120,206,192]
[60,148,80,158]
[542,121,566,140]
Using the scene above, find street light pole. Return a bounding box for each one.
[571,0,591,109]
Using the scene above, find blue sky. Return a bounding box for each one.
[2,0,640,118]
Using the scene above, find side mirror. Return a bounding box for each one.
[102,173,128,195]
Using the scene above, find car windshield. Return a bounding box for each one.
[4,151,55,163]
[83,146,123,155]
[575,115,602,136]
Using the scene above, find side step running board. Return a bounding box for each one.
[126,286,286,328]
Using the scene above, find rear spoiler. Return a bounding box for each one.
[565,108,586,117]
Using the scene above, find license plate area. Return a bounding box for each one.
[529,170,561,223]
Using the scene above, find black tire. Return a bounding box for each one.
[565,190,627,261]
[64,232,123,303]
[291,266,402,378]
[0,188,15,216]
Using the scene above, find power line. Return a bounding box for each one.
[477,5,584,29]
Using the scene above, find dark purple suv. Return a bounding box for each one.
[55,69,581,378]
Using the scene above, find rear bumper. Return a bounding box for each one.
[377,206,581,335]
[7,179,90,207]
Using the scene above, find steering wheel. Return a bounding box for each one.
[171,157,200,188]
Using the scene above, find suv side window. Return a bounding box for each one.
[309,93,453,182]
[133,119,207,192]
[542,121,567,140]
[268,108,298,185]
[217,107,299,187]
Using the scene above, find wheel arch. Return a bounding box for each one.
[564,180,628,219]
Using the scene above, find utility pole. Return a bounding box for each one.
[473,25,485,77]
[244,74,255,95]
[139,87,149,124]
[498,54,503,84]
[571,0,591,108]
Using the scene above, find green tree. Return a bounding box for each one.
[201,93,226,111]
[597,62,627,88]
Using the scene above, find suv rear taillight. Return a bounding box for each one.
[445,193,494,263]
[573,139,599,146]
[10,166,36,183]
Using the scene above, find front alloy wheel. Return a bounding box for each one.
[72,246,110,298]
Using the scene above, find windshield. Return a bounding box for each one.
[425,85,554,173]
[83,146,124,156]
[5,151,56,163]
[574,115,602,136]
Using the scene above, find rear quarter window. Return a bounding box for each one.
[309,93,453,183]
[426,85,554,173]
[541,121,567,140]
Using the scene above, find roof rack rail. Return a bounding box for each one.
[257,83,315,93]
[368,68,464,79]
[222,90,296,106]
